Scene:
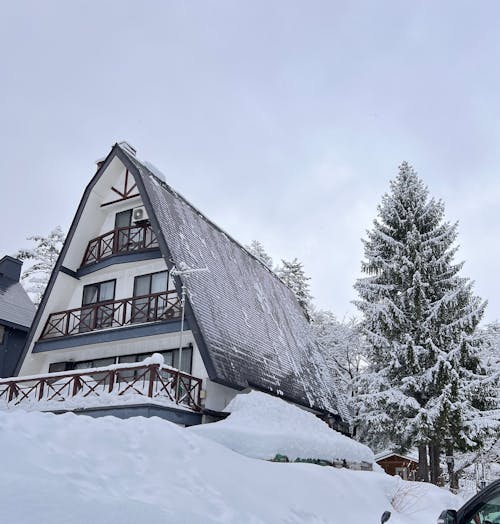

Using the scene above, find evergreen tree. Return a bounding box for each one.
[353,162,496,482]
[278,258,313,319]
[15,226,65,304]
[245,240,273,269]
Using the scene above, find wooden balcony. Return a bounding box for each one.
[40,290,181,340]
[81,224,159,267]
[0,361,202,411]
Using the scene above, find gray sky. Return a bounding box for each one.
[2,1,500,322]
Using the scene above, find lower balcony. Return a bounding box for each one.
[0,360,202,413]
[41,290,181,340]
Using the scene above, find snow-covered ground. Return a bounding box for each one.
[0,409,461,524]
[190,390,374,464]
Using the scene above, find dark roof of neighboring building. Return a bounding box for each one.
[122,148,348,419]
[0,274,36,331]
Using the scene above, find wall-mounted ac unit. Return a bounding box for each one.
[132,206,148,222]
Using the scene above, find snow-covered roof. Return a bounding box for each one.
[190,391,371,463]
[374,450,419,463]
[120,146,347,418]
[0,269,35,330]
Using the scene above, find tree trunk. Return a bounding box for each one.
[446,445,459,493]
[429,443,441,485]
[417,444,429,482]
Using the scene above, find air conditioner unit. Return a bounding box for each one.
[132,206,148,222]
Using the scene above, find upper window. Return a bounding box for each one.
[82,280,116,306]
[134,271,168,297]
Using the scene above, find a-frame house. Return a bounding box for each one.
[12,142,347,428]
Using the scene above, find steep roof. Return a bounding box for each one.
[123,148,348,419]
[0,275,36,331]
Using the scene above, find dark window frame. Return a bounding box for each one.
[133,270,169,297]
[82,279,116,306]
[48,344,194,375]
[114,209,133,229]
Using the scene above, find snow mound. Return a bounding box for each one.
[0,410,460,524]
[190,391,374,463]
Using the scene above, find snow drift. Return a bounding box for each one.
[190,390,374,463]
[0,409,460,524]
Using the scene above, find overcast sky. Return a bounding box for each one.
[2,1,500,322]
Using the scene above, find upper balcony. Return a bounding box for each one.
[81,223,159,267]
[40,290,181,340]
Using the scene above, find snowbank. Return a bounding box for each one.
[190,390,374,463]
[0,410,460,524]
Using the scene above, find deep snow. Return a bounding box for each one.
[190,390,374,464]
[0,410,461,524]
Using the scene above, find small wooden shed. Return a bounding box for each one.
[375,451,419,480]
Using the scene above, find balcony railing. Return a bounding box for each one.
[81,224,158,267]
[0,361,202,411]
[40,290,181,340]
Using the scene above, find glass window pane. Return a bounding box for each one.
[172,348,192,373]
[161,351,173,366]
[82,285,98,305]
[118,355,138,364]
[93,357,115,368]
[134,275,150,297]
[48,362,67,373]
[151,272,168,294]
[115,210,132,228]
[74,361,93,370]
[99,281,115,302]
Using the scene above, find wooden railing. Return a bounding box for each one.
[41,290,180,339]
[81,224,158,266]
[0,362,202,411]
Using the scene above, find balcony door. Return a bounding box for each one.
[131,271,168,323]
[80,280,116,332]
[115,210,133,252]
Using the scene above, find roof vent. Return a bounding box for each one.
[118,141,137,157]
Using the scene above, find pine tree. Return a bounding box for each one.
[353,162,496,483]
[15,226,65,304]
[245,240,273,269]
[278,258,313,319]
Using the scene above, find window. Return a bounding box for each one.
[80,280,116,332]
[82,280,116,306]
[48,345,193,375]
[132,271,168,323]
[465,491,500,524]
[115,210,132,228]
[115,210,134,252]
[0,325,5,345]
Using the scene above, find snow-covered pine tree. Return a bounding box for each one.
[278,258,313,320]
[245,240,274,269]
[353,162,495,483]
[15,226,65,305]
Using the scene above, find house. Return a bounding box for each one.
[375,451,419,480]
[9,142,347,428]
[0,256,36,378]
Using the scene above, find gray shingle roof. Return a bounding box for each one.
[125,150,348,419]
[0,277,36,330]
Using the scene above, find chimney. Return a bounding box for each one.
[118,141,137,157]
[95,141,137,171]
[0,256,22,282]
